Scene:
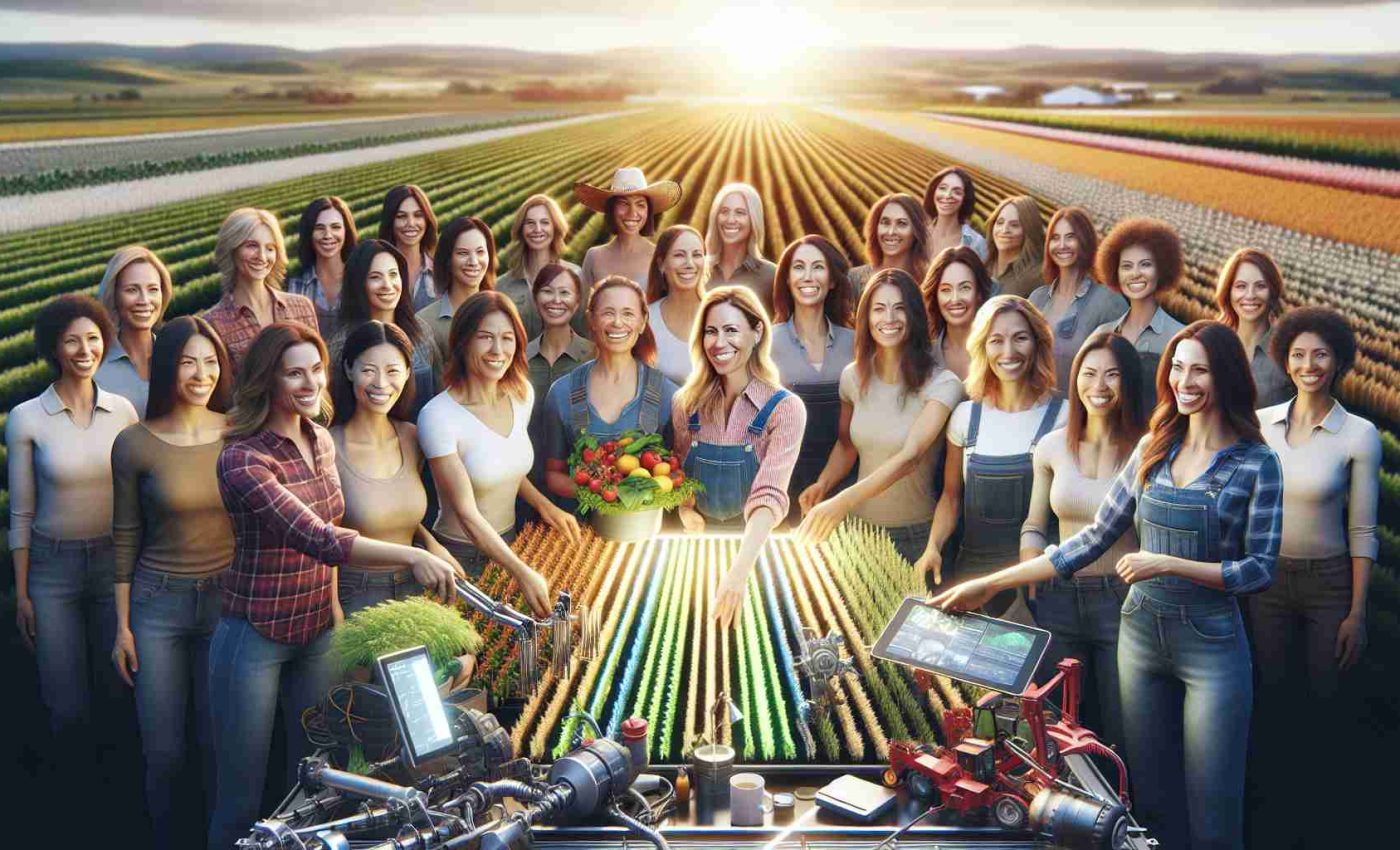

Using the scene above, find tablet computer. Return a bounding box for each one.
[376,645,457,767]
[871,596,1051,695]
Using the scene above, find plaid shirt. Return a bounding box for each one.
[217,422,358,645]
[203,288,320,372]
[1048,439,1282,594]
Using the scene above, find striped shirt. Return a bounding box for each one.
[217,422,358,645]
[1047,438,1283,595]
[670,379,807,523]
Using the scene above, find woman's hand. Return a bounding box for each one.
[411,550,460,602]
[797,482,828,516]
[797,494,849,546]
[1336,614,1366,671]
[931,577,996,612]
[425,536,467,581]
[1115,552,1171,584]
[516,567,553,618]
[678,505,706,535]
[712,565,750,630]
[111,627,138,687]
[15,595,35,652]
[332,598,346,627]
[913,546,944,585]
[542,503,582,545]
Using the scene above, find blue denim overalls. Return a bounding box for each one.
[1120,451,1253,850]
[568,361,666,439]
[953,397,1063,617]
[683,389,792,528]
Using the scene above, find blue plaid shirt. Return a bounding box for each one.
[1047,439,1283,594]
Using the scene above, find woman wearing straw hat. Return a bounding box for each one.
[575,167,682,292]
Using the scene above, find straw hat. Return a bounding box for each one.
[574,167,682,215]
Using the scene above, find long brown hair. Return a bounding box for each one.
[1041,206,1099,287]
[378,184,438,256]
[434,216,498,295]
[1138,320,1264,486]
[923,246,996,338]
[226,323,332,437]
[922,166,977,224]
[852,268,935,400]
[442,291,530,401]
[1213,247,1286,330]
[331,320,416,426]
[589,274,658,367]
[965,295,1057,407]
[145,316,233,421]
[647,224,707,303]
[984,195,1045,281]
[863,193,932,284]
[771,235,854,326]
[1064,331,1147,462]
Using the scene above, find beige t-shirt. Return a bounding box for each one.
[1020,429,1139,577]
[332,420,428,550]
[841,364,965,527]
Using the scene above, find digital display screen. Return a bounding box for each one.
[872,597,1050,694]
[377,647,455,765]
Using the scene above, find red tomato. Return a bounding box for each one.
[665,456,678,467]
[602,441,617,453]
[582,448,596,463]
[574,469,591,485]
[640,450,661,470]
[671,471,685,485]
[589,479,603,493]
[602,487,618,503]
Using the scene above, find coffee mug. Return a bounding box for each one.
[729,772,773,826]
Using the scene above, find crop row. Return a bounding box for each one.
[929,107,1400,173]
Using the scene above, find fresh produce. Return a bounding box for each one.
[567,429,702,515]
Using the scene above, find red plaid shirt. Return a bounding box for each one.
[217,421,358,645]
[203,288,319,372]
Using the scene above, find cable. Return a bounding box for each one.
[607,803,671,850]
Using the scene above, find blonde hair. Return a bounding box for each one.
[676,286,781,425]
[504,194,569,280]
[965,294,1057,407]
[96,245,173,330]
[704,183,767,264]
[984,195,1045,280]
[214,207,288,293]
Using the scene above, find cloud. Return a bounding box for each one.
[2,0,1390,20]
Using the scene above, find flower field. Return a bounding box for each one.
[931,106,1400,171]
[0,105,1396,737]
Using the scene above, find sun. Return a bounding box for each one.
[696,3,837,93]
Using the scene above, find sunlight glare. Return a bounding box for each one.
[697,3,837,94]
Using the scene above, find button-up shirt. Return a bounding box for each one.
[769,320,856,386]
[6,384,139,549]
[525,332,596,406]
[670,379,807,523]
[1247,324,1295,409]
[286,268,342,341]
[497,261,586,341]
[203,287,319,372]
[709,255,778,314]
[409,256,437,313]
[217,422,358,645]
[1094,304,1185,358]
[1029,278,1127,393]
[1048,439,1283,595]
[95,336,151,418]
[416,291,458,365]
[1260,398,1380,560]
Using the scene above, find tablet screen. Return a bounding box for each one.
[871,597,1050,694]
[377,646,456,766]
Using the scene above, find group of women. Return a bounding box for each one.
[7,164,1379,850]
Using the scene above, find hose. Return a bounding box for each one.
[459,779,549,814]
[607,803,671,850]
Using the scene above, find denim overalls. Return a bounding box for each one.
[683,389,791,528]
[1120,453,1253,850]
[568,361,666,438]
[786,381,844,523]
[953,398,1063,617]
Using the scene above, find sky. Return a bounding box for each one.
[1,1,1397,55]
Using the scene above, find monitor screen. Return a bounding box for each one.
[376,646,456,766]
[871,597,1051,694]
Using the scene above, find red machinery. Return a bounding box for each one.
[884,658,1131,840]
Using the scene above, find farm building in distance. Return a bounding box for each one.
[956,85,1007,102]
[1040,85,1124,106]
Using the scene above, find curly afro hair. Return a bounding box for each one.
[35,293,115,373]
[1269,305,1356,390]
[1095,217,1183,295]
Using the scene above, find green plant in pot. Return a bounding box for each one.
[332,596,482,691]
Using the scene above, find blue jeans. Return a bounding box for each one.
[130,569,222,850]
[883,521,931,567]
[1031,575,1127,748]
[435,528,516,580]
[26,532,122,740]
[337,567,420,617]
[1118,580,1252,850]
[206,616,337,850]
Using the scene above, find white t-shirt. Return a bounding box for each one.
[946,397,1067,474]
[418,386,534,540]
[841,365,965,526]
[648,298,694,386]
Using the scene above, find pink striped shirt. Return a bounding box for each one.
[671,379,807,523]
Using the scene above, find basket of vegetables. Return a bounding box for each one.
[569,429,703,540]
